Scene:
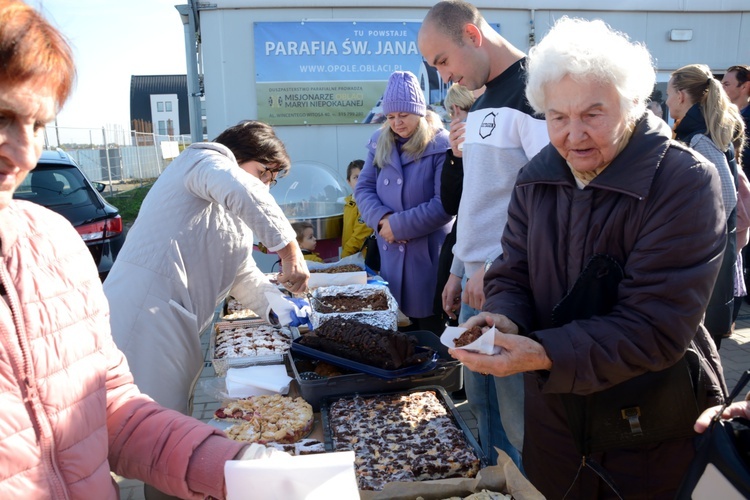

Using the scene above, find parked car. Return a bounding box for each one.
[13,149,126,280]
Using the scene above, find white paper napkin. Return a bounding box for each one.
[225,450,359,500]
[225,365,292,398]
[440,325,502,355]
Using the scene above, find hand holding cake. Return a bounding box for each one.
[448,312,552,377]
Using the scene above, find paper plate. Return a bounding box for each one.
[440,325,502,355]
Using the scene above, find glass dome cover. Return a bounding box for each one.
[272,161,349,219]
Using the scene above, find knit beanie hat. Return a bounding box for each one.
[381,71,426,117]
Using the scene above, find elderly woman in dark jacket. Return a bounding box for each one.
[451,18,727,499]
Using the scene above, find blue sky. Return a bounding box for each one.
[30,0,188,130]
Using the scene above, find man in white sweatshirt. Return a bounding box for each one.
[419,0,548,468]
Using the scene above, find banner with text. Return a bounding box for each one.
[254,21,425,126]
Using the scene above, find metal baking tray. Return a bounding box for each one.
[290,336,437,380]
[289,331,463,411]
[309,284,398,330]
[210,320,299,376]
[320,386,488,488]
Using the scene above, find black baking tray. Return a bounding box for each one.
[320,385,488,485]
[289,331,462,411]
[290,336,438,379]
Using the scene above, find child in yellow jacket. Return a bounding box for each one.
[341,160,373,258]
[292,221,324,263]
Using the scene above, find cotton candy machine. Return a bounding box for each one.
[270,160,349,260]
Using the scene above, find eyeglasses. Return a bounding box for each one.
[260,164,287,187]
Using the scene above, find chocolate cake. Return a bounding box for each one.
[310,264,363,274]
[454,326,484,347]
[314,362,343,378]
[299,318,432,370]
[313,291,388,313]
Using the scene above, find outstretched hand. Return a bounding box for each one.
[284,297,312,329]
[694,399,750,433]
[235,443,292,460]
[266,293,312,329]
[276,241,309,294]
[449,312,551,377]
[463,266,486,310]
[449,116,466,157]
[442,273,463,320]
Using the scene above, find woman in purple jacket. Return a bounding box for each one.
[356,71,453,334]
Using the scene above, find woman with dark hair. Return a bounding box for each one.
[104,120,309,414]
[105,120,311,499]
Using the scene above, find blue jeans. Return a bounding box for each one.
[460,296,525,472]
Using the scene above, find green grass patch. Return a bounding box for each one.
[104,183,154,226]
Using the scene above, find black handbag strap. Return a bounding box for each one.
[726,370,750,403]
[563,457,624,500]
[711,369,750,427]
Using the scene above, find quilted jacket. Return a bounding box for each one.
[0,201,243,499]
[484,112,727,498]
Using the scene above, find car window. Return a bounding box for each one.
[15,167,95,207]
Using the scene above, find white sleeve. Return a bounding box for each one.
[229,256,283,323]
[517,112,550,161]
[184,152,296,252]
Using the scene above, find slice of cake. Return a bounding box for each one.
[453,326,484,347]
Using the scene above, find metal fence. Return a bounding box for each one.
[43,125,192,186]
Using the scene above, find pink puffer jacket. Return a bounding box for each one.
[0,201,243,499]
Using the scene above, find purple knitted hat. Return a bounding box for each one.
[381,71,426,117]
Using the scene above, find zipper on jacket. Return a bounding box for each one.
[0,265,71,500]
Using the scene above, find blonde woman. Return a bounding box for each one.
[356,71,453,333]
[667,63,746,347]
[444,83,475,122]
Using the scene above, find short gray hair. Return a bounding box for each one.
[525,17,655,125]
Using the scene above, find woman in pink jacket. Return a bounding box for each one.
[0,1,258,497]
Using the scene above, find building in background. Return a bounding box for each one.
[180,0,750,183]
[130,75,196,144]
[176,0,750,270]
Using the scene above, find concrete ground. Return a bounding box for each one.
[116,303,750,499]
